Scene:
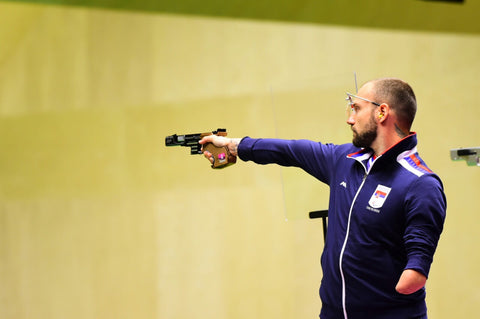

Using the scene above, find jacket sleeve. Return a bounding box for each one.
[237,137,338,185]
[403,174,447,277]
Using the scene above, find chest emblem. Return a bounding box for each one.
[368,185,391,209]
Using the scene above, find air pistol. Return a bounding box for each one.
[165,128,236,168]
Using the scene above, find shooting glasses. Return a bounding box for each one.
[345,92,381,119]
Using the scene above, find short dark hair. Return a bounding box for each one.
[372,78,417,130]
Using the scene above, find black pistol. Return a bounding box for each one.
[165,128,236,168]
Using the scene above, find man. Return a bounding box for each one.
[200,78,446,319]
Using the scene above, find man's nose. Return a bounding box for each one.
[346,115,355,125]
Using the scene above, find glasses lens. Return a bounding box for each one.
[346,95,354,119]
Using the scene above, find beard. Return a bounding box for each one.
[352,116,378,149]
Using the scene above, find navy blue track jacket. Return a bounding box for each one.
[238,133,446,319]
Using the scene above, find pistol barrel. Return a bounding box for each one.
[165,133,203,154]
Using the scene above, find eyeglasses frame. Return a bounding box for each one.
[346,92,381,107]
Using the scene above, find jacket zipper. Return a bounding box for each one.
[338,170,368,319]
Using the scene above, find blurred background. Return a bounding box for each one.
[0,0,479,318]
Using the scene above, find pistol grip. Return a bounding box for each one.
[203,143,236,169]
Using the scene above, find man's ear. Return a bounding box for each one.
[377,103,389,122]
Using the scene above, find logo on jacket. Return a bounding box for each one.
[368,185,391,209]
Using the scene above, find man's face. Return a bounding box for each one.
[346,85,379,148]
[351,110,377,148]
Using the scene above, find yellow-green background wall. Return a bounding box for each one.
[0,2,479,318]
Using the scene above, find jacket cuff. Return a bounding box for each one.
[238,137,254,162]
[405,255,432,278]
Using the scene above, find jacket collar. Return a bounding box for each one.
[347,133,418,169]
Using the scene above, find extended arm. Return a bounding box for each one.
[200,136,338,185]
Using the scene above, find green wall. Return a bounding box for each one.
[3,0,480,34]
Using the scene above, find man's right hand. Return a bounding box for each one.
[199,135,240,166]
